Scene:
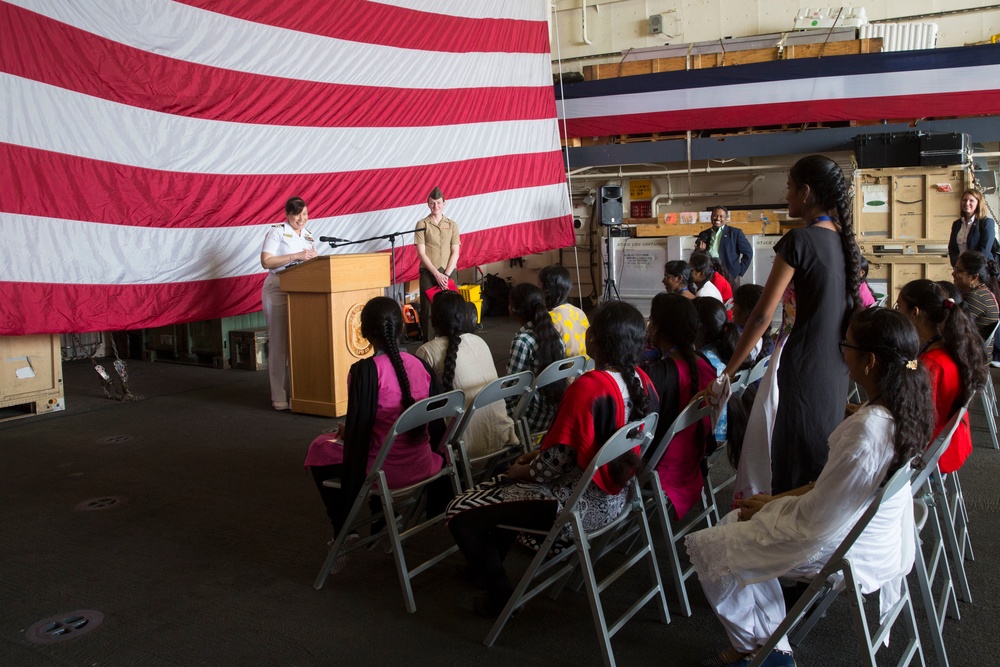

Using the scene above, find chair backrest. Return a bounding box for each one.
[910,405,967,493]
[641,397,712,477]
[816,459,914,576]
[560,413,658,517]
[746,354,770,384]
[984,321,999,353]
[369,390,466,476]
[584,357,596,372]
[450,371,532,449]
[511,355,587,422]
[729,369,749,397]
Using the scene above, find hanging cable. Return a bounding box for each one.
[553,4,588,311]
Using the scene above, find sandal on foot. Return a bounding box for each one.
[700,647,750,667]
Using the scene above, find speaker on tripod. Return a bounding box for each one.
[596,186,624,301]
[598,186,623,227]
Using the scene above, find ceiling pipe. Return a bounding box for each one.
[567,163,791,180]
[650,174,766,214]
[581,0,592,45]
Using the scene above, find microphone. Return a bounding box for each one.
[319,236,350,243]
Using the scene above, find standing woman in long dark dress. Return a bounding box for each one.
[725,155,861,500]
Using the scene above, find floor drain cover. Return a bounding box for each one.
[74,496,126,511]
[26,610,104,644]
[100,434,133,444]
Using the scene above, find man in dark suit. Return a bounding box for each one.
[696,207,753,282]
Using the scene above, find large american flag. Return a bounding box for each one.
[0,0,573,335]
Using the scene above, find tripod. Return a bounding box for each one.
[601,224,621,302]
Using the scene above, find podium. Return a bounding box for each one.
[278,253,391,417]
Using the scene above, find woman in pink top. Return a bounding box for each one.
[305,297,450,539]
[641,292,717,519]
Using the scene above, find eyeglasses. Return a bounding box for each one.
[839,340,864,354]
[952,267,970,275]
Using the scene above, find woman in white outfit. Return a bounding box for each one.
[686,307,933,667]
[260,197,318,410]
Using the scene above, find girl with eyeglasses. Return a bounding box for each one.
[952,250,1000,359]
[688,308,932,667]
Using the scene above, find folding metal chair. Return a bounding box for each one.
[511,355,587,449]
[639,397,714,617]
[484,414,669,667]
[746,353,770,385]
[313,390,466,613]
[978,323,999,449]
[909,407,967,667]
[750,462,923,667]
[930,468,975,604]
[728,369,749,397]
[449,371,533,490]
[703,369,746,524]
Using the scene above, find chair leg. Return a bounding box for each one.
[314,481,372,590]
[980,388,999,449]
[635,499,671,626]
[572,518,617,667]
[381,489,418,614]
[933,476,972,604]
[946,473,974,562]
[842,567,879,667]
[650,490,692,617]
[911,525,950,667]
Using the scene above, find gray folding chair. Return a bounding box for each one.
[639,397,714,617]
[450,371,533,490]
[978,323,998,449]
[484,414,669,667]
[746,353,770,385]
[728,369,749,397]
[908,407,966,667]
[931,468,975,603]
[313,390,466,613]
[704,370,746,524]
[749,462,923,667]
[511,355,587,448]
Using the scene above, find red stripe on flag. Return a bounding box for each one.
[176,0,550,54]
[0,143,568,228]
[0,4,554,128]
[0,217,574,335]
[560,91,1000,139]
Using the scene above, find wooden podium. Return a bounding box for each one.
[278,253,391,417]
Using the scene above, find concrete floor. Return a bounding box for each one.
[2,314,1000,666]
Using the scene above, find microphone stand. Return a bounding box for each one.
[322,227,424,305]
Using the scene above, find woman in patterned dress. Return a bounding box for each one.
[446,301,657,617]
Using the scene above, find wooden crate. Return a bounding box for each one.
[855,166,967,254]
[582,39,880,81]
[864,255,954,306]
[0,335,65,420]
[229,328,269,371]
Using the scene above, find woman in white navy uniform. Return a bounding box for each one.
[260,196,318,410]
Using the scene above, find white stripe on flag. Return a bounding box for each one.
[9,0,551,88]
[367,0,544,21]
[2,74,561,175]
[1,184,570,284]
[558,63,1000,119]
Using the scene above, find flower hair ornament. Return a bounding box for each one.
[905,359,919,370]
[942,298,956,310]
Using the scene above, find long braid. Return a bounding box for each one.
[620,362,651,421]
[791,156,862,333]
[441,332,461,391]
[382,318,413,409]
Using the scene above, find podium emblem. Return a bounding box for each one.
[346,303,371,357]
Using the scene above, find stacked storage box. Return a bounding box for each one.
[854,166,967,302]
